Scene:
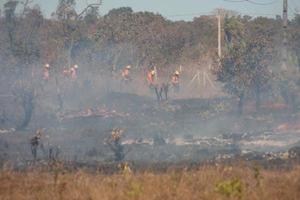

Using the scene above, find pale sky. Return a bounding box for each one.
[0,0,299,20]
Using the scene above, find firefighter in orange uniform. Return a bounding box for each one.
[70,64,78,80]
[171,70,180,93]
[43,63,50,81]
[121,65,132,82]
[147,69,156,88]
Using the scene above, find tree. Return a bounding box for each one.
[290,14,300,70]
[16,6,43,66]
[55,0,76,20]
[214,16,274,114]
[4,0,18,49]
[1,1,43,129]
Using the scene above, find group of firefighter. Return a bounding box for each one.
[32,63,181,160]
[43,62,181,101]
[43,63,79,81]
[121,64,181,101]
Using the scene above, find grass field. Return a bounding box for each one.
[0,163,299,200]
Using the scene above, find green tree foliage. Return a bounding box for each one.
[56,0,76,20]
[214,16,275,113]
[290,14,300,69]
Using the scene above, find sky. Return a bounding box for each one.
[0,0,299,20]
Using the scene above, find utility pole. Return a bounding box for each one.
[218,14,222,58]
[282,0,288,70]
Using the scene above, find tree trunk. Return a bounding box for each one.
[55,77,63,111]
[17,90,34,130]
[68,38,74,67]
[238,92,244,115]
[255,85,261,112]
[8,30,14,50]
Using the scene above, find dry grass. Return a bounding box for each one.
[0,164,300,200]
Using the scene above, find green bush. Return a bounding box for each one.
[215,178,243,199]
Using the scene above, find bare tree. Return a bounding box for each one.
[4,0,18,49]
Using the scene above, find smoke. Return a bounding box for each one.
[0,19,300,168]
[1,48,300,166]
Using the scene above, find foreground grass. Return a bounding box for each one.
[0,164,300,200]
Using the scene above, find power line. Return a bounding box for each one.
[165,12,211,18]
[164,11,278,19]
[288,3,296,15]
[238,12,278,16]
[290,0,300,8]
[164,0,282,20]
[223,0,246,2]
[246,0,278,5]
[289,0,300,14]
[224,0,278,6]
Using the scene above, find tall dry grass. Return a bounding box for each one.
[0,164,300,200]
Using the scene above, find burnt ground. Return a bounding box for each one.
[1,91,300,168]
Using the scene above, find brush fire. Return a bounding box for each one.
[1,0,300,199]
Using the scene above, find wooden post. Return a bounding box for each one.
[218,14,222,58]
[282,0,288,70]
